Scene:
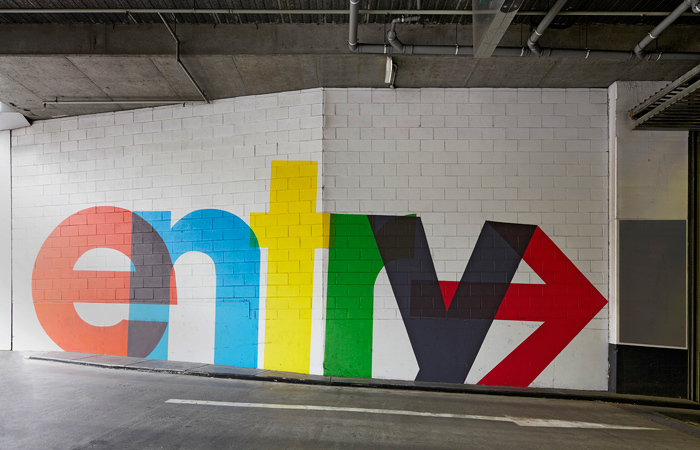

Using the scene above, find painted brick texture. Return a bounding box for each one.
[11,87,609,391]
[12,90,325,369]
[323,88,609,389]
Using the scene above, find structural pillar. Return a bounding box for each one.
[0,130,11,350]
[690,130,700,402]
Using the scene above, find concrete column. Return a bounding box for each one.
[608,82,690,397]
[0,130,11,350]
[609,81,688,349]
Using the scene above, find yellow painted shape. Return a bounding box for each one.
[251,160,329,374]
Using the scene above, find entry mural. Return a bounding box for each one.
[32,160,607,387]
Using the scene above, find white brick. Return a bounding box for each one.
[420,89,445,103]
[589,90,608,104]
[385,128,409,139]
[324,89,347,103]
[409,128,433,140]
[347,89,372,103]
[433,103,457,116]
[336,103,360,116]
[457,128,484,141]
[517,90,542,103]
[457,104,481,116]
[409,104,432,116]
[395,89,421,103]
[470,115,493,128]
[530,128,554,140]
[542,90,566,103]
[566,90,590,104]
[372,89,396,103]
[387,117,415,132]
[469,89,493,103]
[506,104,529,116]
[554,103,578,116]
[373,116,396,128]
[505,128,529,140]
[435,128,457,140]
[493,89,517,103]
[553,128,577,139]
[420,116,444,128]
[482,104,505,116]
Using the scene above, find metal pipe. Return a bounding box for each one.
[358,40,700,60]
[391,16,421,30]
[158,13,209,104]
[43,100,207,105]
[633,0,699,59]
[692,0,700,13]
[386,32,404,53]
[527,0,568,56]
[348,0,360,51]
[349,5,700,59]
[387,16,420,53]
[1,9,699,17]
[347,2,700,60]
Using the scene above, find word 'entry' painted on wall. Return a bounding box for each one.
[31,160,607,387]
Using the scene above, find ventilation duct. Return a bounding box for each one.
[0,102,30,131]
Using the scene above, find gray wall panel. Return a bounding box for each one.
[619,220,686,348]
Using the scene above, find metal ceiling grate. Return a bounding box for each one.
[631,63,700,130]
[1,1,700,26]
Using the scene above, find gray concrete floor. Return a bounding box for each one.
[2,351,700,449]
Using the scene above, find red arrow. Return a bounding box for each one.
[477,227,608,387]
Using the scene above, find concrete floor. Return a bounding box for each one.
[1,351,700,449]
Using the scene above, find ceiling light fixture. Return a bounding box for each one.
[385,56,397,88]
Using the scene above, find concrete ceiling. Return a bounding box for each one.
[1,5,700,120]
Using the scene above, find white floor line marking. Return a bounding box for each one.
[165,399,659,430]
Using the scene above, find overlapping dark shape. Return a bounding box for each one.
[369,216,536,383]
[127,214,173,357]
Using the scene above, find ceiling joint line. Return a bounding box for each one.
[158,12,209,104]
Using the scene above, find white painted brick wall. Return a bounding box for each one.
[11,89,324,355]
[324,87,609,390]
[11,86,610,391]
[0,131,10,350]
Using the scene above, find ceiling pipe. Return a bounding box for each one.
[634,0,700,59]
[387,16,421,53]
[43,100,206,105]
[527,0,569,57]
[348,0,360,52]
[1,9,699,17]
[348,2,700,60]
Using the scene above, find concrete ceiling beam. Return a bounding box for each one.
[1,24,699,56]
[0,22,699,119]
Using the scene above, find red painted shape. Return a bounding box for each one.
[170,267,178,305]
[438,281,459,310]
[477,227,608,387]
[32,207,133,356]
